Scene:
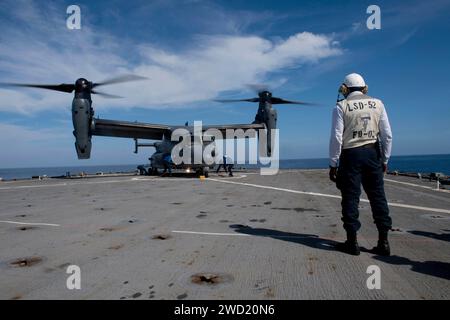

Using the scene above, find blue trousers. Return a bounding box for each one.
[337,145,392,234]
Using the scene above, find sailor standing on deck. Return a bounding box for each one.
[162,153,172,176]
[216,155,234,176]
[329,73,393,256]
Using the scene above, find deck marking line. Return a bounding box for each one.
[173,230,250,237]
[207,178,450,215]
[0,177,201,190]
[0,183,67,190]
[0,220,60,227]
[172,230,321,239]
[172,230,442,242]
[0,174,249,191]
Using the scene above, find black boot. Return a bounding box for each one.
[336,232,360,256]
[372,231,391,256]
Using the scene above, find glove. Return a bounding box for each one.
[329,166,338,182]
[382,163,388,173]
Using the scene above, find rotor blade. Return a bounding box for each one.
[214,98,260,103]
[91,90,123,99]
[0,83,75,93]
[92,74,147,88]
[271,97,317,106]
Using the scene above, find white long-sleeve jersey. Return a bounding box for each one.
[329,91,392,167]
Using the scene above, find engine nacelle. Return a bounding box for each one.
[72,98,92,159]
[254,102,277,157]
[265,108,277,157]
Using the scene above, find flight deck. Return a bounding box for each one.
[0,169,449,300]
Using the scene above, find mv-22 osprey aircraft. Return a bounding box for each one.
[2,76,314,177]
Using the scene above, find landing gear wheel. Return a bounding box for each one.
[137,165,148,176]
[197,167,209,178]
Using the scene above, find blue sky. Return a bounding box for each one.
[0,0,449,168]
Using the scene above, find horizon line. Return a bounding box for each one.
[1,153,449,170]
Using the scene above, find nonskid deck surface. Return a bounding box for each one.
[0,170,449,300]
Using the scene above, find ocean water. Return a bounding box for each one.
[279,154,450,174]
[0,154,449,181]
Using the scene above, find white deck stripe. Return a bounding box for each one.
[0,175,246,191]
[0,220,60,227]
[207,178,450,215]
[172,230,319,239]
[0,178,190,190]
[0,183,68,190]
[208,178,343,199]
[173,230,250,237]
[385,203,450,214]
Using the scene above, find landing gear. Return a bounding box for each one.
[196,167,209,178]
[137,165,147,176]
[137,165,160,176]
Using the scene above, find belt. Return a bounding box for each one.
[342,143,376,152]
[361,143,376,148]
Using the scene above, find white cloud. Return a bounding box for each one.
[0,2,342,114]
[131,33,341,104]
